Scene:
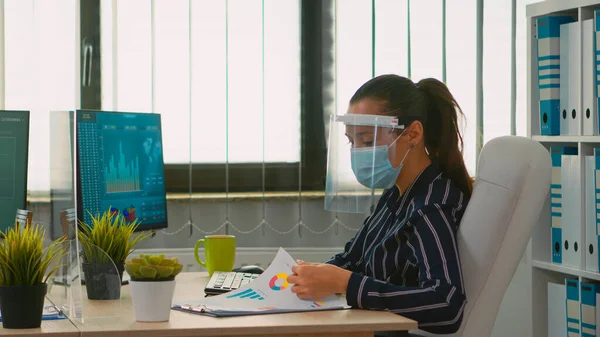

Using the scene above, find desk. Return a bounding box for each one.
[0,299,79,337]
[68,272,417,337]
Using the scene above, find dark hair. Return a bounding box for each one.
[350,74,473,198]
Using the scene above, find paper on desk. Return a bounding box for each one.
[172,247,349,316]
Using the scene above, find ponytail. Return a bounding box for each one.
[417,78,473,198]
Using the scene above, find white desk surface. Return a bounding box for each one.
[50,271,417,337]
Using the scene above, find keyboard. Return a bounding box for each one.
[204,271,260,295]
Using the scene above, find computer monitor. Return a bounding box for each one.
[75,110,168,231]
[0,111,29,233]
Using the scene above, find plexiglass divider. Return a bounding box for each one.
[48,110,124,323]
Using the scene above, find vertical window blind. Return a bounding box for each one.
[0,0,542,236]
[101,0,301,165]
[3,0,77,193]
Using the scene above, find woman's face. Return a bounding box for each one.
[345,99,399,149]
[345,98,420,169]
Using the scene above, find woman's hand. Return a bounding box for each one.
[287,261,352,299]
[294,259,319,266]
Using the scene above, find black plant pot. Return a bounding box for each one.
[82,263,124,300]
[0,283,47,329]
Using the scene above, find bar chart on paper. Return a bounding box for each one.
[226,288,265,300]
[174,248,348,316]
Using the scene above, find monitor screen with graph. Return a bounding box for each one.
[0,111,29,232]
[76,110,168,231]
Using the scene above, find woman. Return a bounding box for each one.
[287,74,473,335]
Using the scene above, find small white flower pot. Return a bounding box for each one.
[130,279,176,322]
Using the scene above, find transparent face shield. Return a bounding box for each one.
[324,114,410,214]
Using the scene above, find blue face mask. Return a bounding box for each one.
[350,134,410,189]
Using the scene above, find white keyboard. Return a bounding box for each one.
[204,271,259,295]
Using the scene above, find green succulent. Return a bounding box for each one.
[125,253,183,280]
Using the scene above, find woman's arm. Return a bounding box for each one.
[344,204,465,334]
[324,220,370,271]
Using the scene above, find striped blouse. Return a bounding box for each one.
[326,163,469,334]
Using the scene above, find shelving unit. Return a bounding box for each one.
[532,135,600,143]
[532,260,600,282]
[527,1,600,336]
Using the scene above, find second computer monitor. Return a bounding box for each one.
[76,110,168,231]
[0,111,29,232]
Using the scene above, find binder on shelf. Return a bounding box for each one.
[551,146,577,265]
[585,155,598,272]
[566,279,581,337]
[580,282,599,337]
[567,21,582,135]
[562,150,582,269]
[560,22,570,135]
[537,15,575,135]
[583,19,597,135]
[586,148,600,270]
[597,292,600,337]
[595,10,600,134]
[548,282,566,337]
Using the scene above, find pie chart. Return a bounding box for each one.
[269,273,289,291]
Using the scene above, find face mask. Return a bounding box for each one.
[350,133,411,189]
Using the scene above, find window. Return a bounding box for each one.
[517,0,545,137]
[335,0,372,116]
[335,0,478,175]
[3,0,544,194]
[333,0,543,177]
[4,0,77,193]
[483,0,511,147]
[98,0,310,193]
[446,0,476,176]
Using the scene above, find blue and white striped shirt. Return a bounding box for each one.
[326,163,468,334]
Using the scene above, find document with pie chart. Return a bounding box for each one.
[172,247,349,317]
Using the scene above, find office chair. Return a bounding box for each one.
[412,136,551,337]
[15,209,33,229]
[60,208,77,239]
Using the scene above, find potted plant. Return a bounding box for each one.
[125,253,183,322]
[0,224,67,329]
[78,208,151,300]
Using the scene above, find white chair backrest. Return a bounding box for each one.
[414,136,551,337]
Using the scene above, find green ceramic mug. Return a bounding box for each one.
[194,235,236,275]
